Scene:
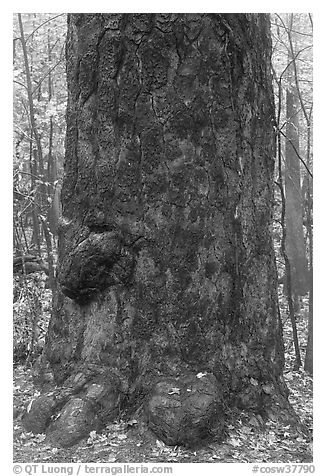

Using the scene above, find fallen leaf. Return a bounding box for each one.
[196,372,207,379]
[26,399,34,413]
[156,439,165,448]
[249,416,260,427]
[239,425,252,434]
[262,384,273,394]
[168,387,180,395]
[229,437,241,447]
[127,419,138,426]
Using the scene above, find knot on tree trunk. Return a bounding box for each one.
[147,372,225,447]
[58,230,137,303]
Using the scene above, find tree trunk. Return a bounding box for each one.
[29,141,41,253]
[304,275,313,374]
[18,13,47,210]
[284,15,308,298]
[24,13,295,448]
[46,29,60,235]
[303,111,313,375]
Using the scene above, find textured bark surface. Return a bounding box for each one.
[23,13,293,447]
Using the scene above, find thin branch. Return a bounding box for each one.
[287,21,311,126]
[13,79,28,91]
[278,129,313,178]
[32,58,64,96]
[277,100,312,134]
[271,20,313,37]
[278,44,313,82]
[308,14,313,29]
[14,170,43,182]
[14,125,33,142]
[24,14,65,44]
[275,14,312,127]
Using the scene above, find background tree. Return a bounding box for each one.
[23,13,298,448]
[13,13,67,363]
[271,13,313,373]
[284,14,309,301]
[13,13,67,283]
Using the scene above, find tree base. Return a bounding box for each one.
[23,363,227,448]
[22,358,302,448]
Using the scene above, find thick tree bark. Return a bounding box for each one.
[24,13,295,447]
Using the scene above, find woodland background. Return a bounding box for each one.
[12,13,313,464]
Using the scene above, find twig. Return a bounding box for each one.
[278,130,313,178]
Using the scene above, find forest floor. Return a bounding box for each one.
[13,292,313,464]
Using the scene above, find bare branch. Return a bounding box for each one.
[308,14,313,29]
[274,13,312,127]
[13,79,28,91]
[278,45,312,82]
[24,14,65,44]
[271,19,313,37]
[278,129,313,178]
[32,58,64,96]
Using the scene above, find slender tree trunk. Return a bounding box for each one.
[18,14,46,211]
[47,115,61,235]
[304,276,313,374]
[24,13,296,448]
[276,131,302,371]
[46,29,60,235]
[39,216,56,293]
[303,120,313,374]
[284,14,308,299]
[29,139,41,253]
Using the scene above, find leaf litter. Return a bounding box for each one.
[13,293,312,463]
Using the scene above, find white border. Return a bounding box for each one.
[3,5,325,474]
